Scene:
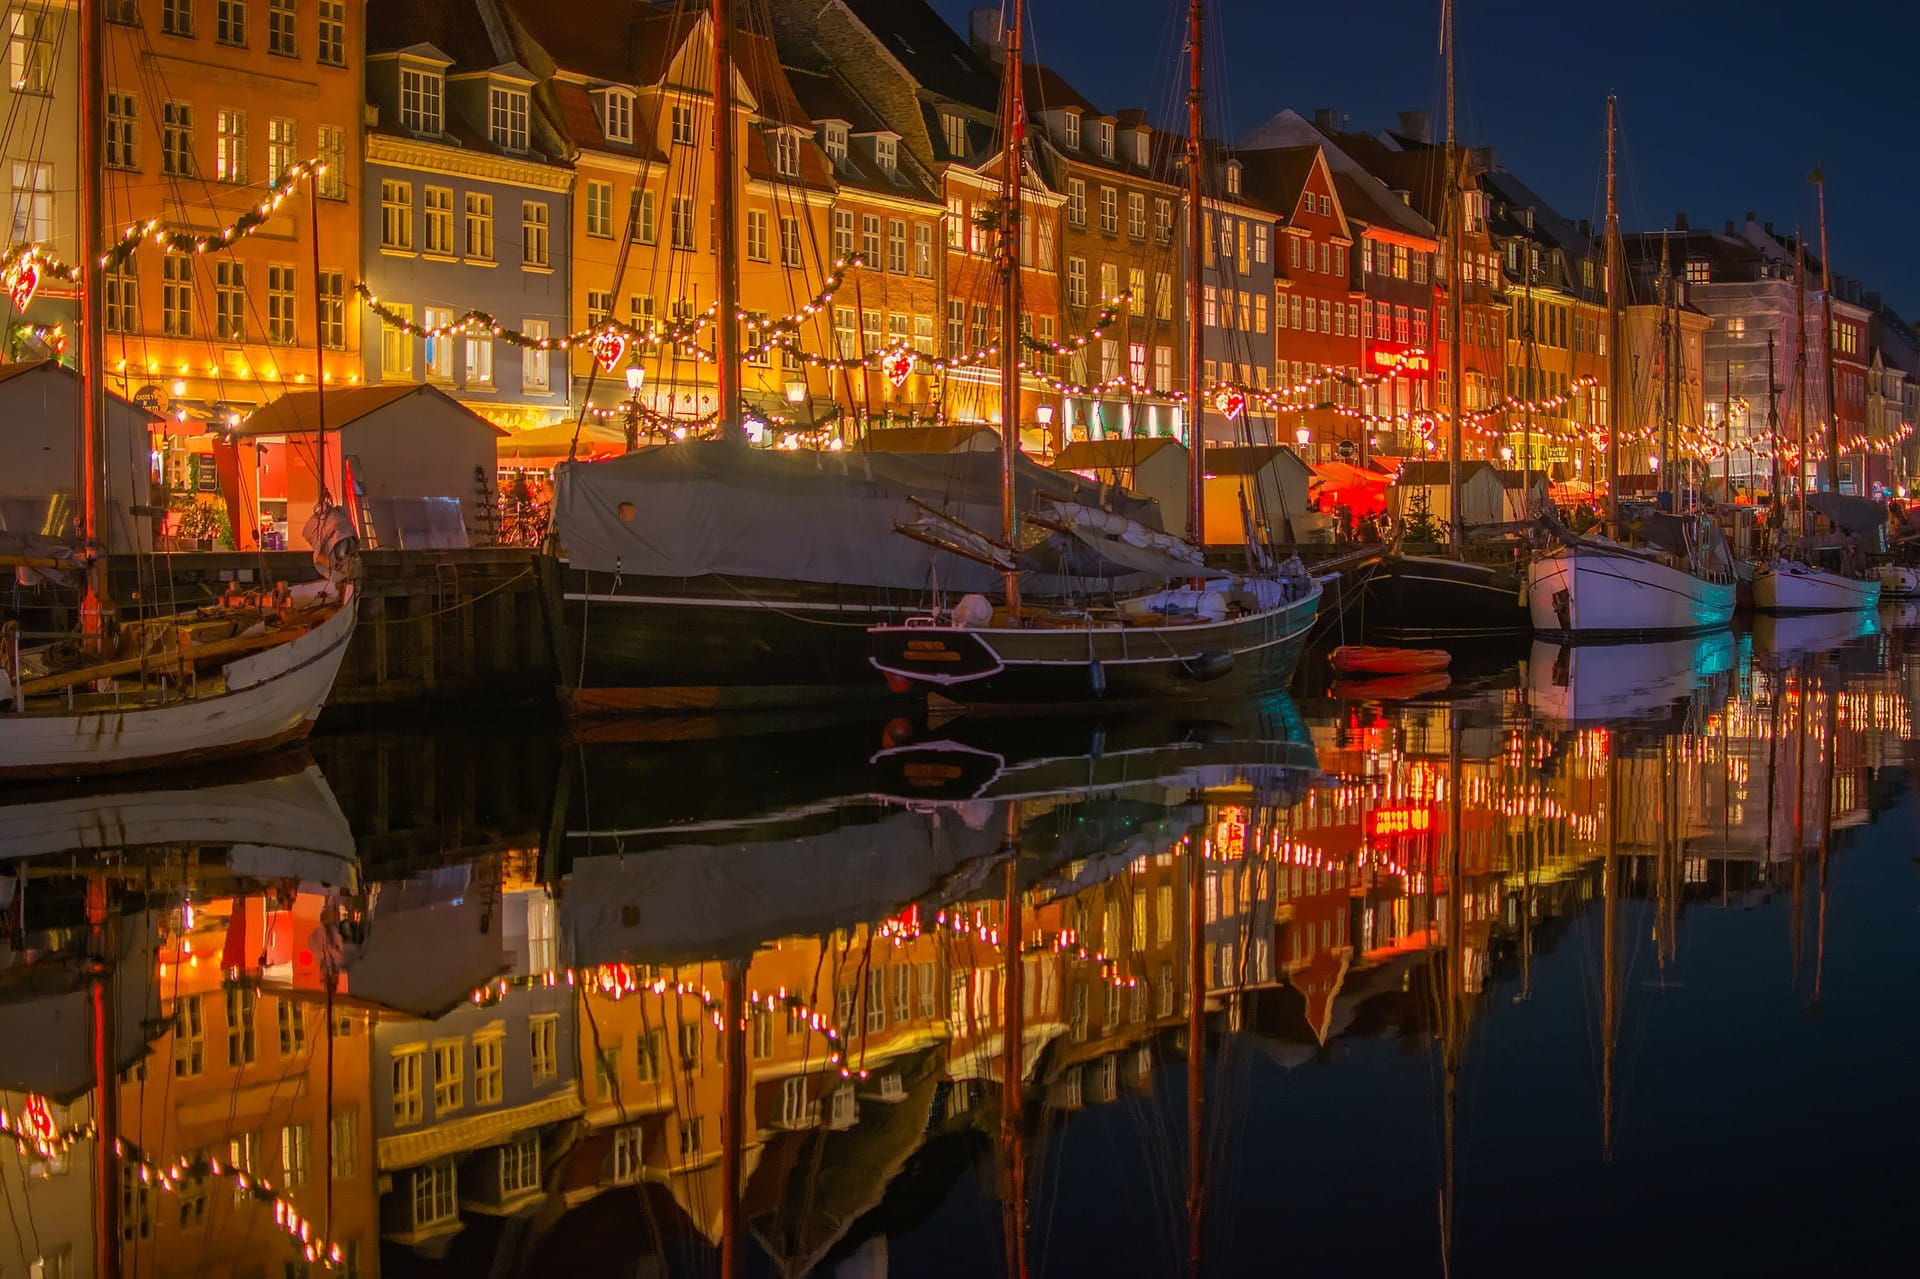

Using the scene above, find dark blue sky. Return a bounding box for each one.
[933,0,1920,316]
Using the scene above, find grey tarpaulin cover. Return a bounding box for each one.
[553,442,1162,592]
[1806,491,1887,538]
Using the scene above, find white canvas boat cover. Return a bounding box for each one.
[1041,499,1207,578]
[553,443,1159,592]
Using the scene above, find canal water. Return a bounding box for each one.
[3,611,1915,1277]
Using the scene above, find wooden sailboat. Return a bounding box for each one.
[867,0,1323,707]
[0,0,356,778]
[1526,100,1737,638]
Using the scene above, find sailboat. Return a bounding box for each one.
[1755,181,1880,613]
[1526,100,1737,639]
[0,0,356,778]
[866,0,1322,707]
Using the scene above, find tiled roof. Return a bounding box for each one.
[784,64,938,202]
[1236,146,1319,223]
[837,0,999,111]
[237,385,507,438]
[368,0,502,68]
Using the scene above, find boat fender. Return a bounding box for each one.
[1181,651,1235,682]
[1089,657,1107,696]
[884,673,912,695]
[951,594,993,628]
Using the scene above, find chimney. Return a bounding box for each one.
[1313,107,1340,133]
[1764,221,1775,236]
[1744,210,1756,223]
[1577,218,1592,237]
[1724,219,1735,235]
[1675,212,1689,231]
[969,7,1005,61]
[1396,110,1430,144]
[1469,145,1495,173]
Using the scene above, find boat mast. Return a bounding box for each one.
[309,175,331,511]
[1813,170,1839,495]
[1794,238,1809,543]
[1184,0,1206,543]
[999,0,1026,615]
[1603,97,1620,536]
[1656,243,1671,507]
[1723,345,1733,500]
[78,0,109,639]
[1767,331,1779,513]
[712,0,741,434]
[1444,1,1463,554]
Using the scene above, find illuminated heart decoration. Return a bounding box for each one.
[1212,387,1247,420]
[593,330,626,372]
[8,261,38,312]
[881,348,914,388]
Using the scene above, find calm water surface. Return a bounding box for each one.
[3,613,1916,1278]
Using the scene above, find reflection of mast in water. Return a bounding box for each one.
[1187,825,1206,1278]
[1812,659,1840,1010]
[1001,841,1029,1279]
[1600,727,1620,1163]
[88,877,122,1279]
[721,957,748,1279]
[1434,704,1469,1278]
[1790,660,1811,985]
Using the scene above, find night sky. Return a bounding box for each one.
[932,0,1920,317]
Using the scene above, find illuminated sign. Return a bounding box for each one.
[1213,806,1248,859]
[1366,806,1433,838]
[1370,351,1430,373]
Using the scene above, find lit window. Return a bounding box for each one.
[522,201,550,266]
[379,301,412,377]
[8,9,54,94]
[392,1048,425,1125]
[522,319,550,392]
[941,111,967,157]
[464,191,494,260]
[7,160,51,242]
[267,116,295,183]
[432,1041,463,1114]
[162,101,195,177]
[488,84,529,153]
[473,1033,504,1104]
[599,90,633,144]
[399,67,443,137]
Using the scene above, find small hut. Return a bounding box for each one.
[1388,460,1502,532]
[0,360,157,552]
[861,424,1001,453]
[1201,445,1314,545]
[232,384,505,550]
[1497,469,1551,521]
[1055,437,1190,535]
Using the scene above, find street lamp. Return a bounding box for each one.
[623,361,646,449]
[784,378,808,407]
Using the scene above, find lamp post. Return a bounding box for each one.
[1295,424,1311,464]
[623,361,646,449]
[1036,401,1055,454]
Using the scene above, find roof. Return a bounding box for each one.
[1022,63,1099,118]
[1393,460,1497,486]
[1056,438,1187,470]
[1236,146,1320,225]
[236,384,508,438]
[0,359,161,418]
[860,424,999,452]
[368,0,502,68]
[784,64,934,201]
[837,0,999,112]
[1203,445,1311,478]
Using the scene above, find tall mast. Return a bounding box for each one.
[1813,170,1839,494]
[1795,239,1810,542]
[1656,242,1671,506]
[78,0,109,639]
[1443,1,1463,554]
[1184,0,1206,543]
[1603,97,1621,535]
[1723,341,1733,499]
[1522,240,1533,485]
[999,0,1026,615]
[309,177,331,510]
[712,0,741,434]
[1767,331,1779,508]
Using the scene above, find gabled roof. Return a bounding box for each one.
[1236,146,1322,226]
[862,424,999,452]
[837,0,999,112]
[368,0,502,68]
[236,385,508,438]
[0,359,160,418]
[1022,63,1099,119]
[1056,438,1187,470]
[1204,445,1311,478]
[1392,459,1497,487]
[784,63,936,199]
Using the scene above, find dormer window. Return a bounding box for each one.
[940,113,972,160]
[874,136,896,171]
[1064,111,1081,149]
[488,84,529,153]
[399,66,443,138]
[1133,130,1148,166]
[772,129,801,178]
[1225,161,1241,196]
[1097,119,1114,159]
[821,121,847,164]
[597,90,634,144]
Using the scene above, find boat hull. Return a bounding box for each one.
[1527,545,1735,638]
[1367,554,1530,639]
[1753,561,1881,613]
[868,586,1321,709]
[0,589,358,781]
[1877,564,1920,598]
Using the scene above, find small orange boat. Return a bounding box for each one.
[1328,645,1452,677]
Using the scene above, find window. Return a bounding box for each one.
[379,302,413,376]
[677,1020,701,1071]
[329,1109,357,1179]
[1100,261,1118,301]
[1154,197,1173,244]
[172,995,205,1076]
[1203,285,1217,328]
[1225,162,1241,196]
[211,110,247,183]
[611,1125,645,1183]
[946,299,964,353]
[600,90,633,143]
[866,968,887,1032]
[276,998,306,1053]
[1036,217,1055,269]
[279,1123,310,1189]
[628,188,654,243]
[1154,271,1172,321]
[268,117,297,183]
[399,67,442,137]
[780,215,802,268]
[226,985,257,1065]
[423,186,453,254]
[1067,178,1086,228]
[9,10,53,94]
[932,110,967,158]
[473,1033,504,1105]
[522,201,550,266]
[914,222,933,277]
[1126,191,1146,240]
[423,306,453,379]
[433,1041,464,1113]
[670,196,694,250]
[831,209,854,259]
[678,1117,704,1158]
[176,1155,209,1229]
[500,1133,540,1197]
[874,136,896,170]
[1687,257,1710,285]
[1154,344,1172,391]
[7,161,50,243]
[772,129,800,177]
[585,180,611,238]
[671,102,695,145]
[1067,257,1087,308]
[317,124,345,198]
[120,1165,153,1244]
[106,262,137,332]
[1062,110,1082,149]
[522,319,550,392]
[162,0,194,37]
[464,192,494,260]
[163,101,195,176]
[489,85,529,152]
[1097,118,1114,158]
[316,0,345,66]
[392,1047,427,1125]
[882,217,907,273]
[106,92,139,169]
[412,1162,456,1229]
[380,180,412,250]
[215,0,246,45]
[634,1028,662,1082]
[268,0,295,55]
[945,194,964,248]
[318,270,344,349]
[822,122,847,163]
[742,209,769,262]
[1098,186,1118,234]
[586,290,612,327]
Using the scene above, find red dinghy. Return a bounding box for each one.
[1329,646,1452,677]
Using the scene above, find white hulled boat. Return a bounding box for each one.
[1528,518,1737,639]
[1879,564,1920,598]
[1754,558,1880,613]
